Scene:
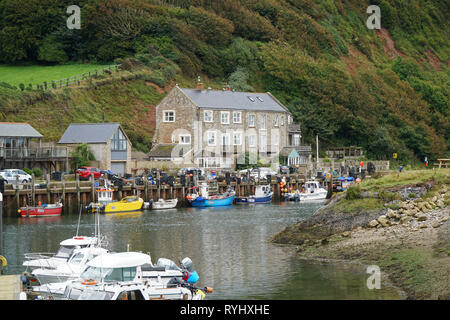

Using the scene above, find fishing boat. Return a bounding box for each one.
[102,196,144,214]
[186,183,235,207]
[235,185,273,204]
[18,200,63,218]
[86,184,115,213]
[284,180,327,201]
[152,198,178,210]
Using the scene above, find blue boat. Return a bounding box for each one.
[187,183,235,207]
[235,185,273,204]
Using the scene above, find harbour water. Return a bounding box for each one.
[1,202,403,299]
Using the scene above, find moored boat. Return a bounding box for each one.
[235,185,272,204]
[186,183,235,207]
[18,201,63,218]
[103,196,144,214]
[284,180,327,201]
[152,198,178,210]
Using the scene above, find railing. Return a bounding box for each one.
[0,147,69,159]
[33,65,121,90]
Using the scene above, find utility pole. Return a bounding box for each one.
[316,134,319,170]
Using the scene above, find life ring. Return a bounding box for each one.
[0,255,7,267]
[81,279,98,285]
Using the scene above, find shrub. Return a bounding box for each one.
[23,168,32,175]
[345,185,361,200]
[32,168,42,178]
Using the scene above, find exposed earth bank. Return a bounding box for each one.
[273,174,450,300]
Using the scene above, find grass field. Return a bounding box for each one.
[0,64,112,87]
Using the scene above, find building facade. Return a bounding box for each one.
[0,122,69,174]
[58,123,132,175]
[151,86,300,169]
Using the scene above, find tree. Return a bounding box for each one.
[70,143,96,172]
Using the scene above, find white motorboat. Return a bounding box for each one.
[152,198,178,210]
[22,236,101,271]
[64,279,212,300]
[30,246,110,285]
[284,180,328,201]
[32,252,199,299]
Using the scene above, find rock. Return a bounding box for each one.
[321,238,329,245]
[378,215,389,227]
[394,213,401,219]
[419,224,428,229]
[431,196,438,203]
[387,209,397,219]
[425,202,433,210]
[368,220,379,228]
[432,222,440,228]
[406,209,416,216]
[436,200,445,208]
[440,217,449,223]
[342,231,350,237]
[400,216,412,224]
[417,214,428,222]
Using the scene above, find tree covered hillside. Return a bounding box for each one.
[0,0,448,161]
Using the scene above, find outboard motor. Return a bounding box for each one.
[180,257,193,273]
[156,258,181,271]
[180,257,199,284]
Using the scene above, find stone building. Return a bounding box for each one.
[150,85,302,169]
[58,123,132,175]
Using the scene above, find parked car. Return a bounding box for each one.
[250,167,277,181]
[0,169,33,184]
[76,167,102,180]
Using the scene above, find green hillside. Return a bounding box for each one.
[0,0,448,160]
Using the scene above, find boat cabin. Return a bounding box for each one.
[303,181,323,192]
[255,185,271,197]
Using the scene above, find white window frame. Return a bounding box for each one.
[273,114,279,127]
[163,110,175,123]
[233,111,242,124]
[248,114,255,127]
[221,111,230,125]
[280,115,285,126]
[179,134,191,144]
[259,134,267,152]
[221,133,230,146]
[293,134,300,147]
[207,131,216,146]
[203,110,213,123]
[259,114,266,130]
[248,134,256,148]
[272,131,279,146]
[233,132,242,146]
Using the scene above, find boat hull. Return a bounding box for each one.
[188,195,235,207]
[152,199,178,210]
[19,205,63,218]
[103,198,143,214]
[235,195,272,204]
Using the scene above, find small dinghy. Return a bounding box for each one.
[152,198,178,210]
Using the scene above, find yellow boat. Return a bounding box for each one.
[103,196,144,214]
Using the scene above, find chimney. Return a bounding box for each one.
[196,76,204,90]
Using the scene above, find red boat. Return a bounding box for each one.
[19,202,63,218]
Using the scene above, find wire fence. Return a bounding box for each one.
[33,64,121,90]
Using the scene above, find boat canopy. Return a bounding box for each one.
[59,237,98,247]
[86,252,151,269]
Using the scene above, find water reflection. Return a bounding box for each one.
[2,202,403,299]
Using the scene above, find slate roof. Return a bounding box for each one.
[0,122,43,138]
[58,123,121,144]
[180,88,289,113]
